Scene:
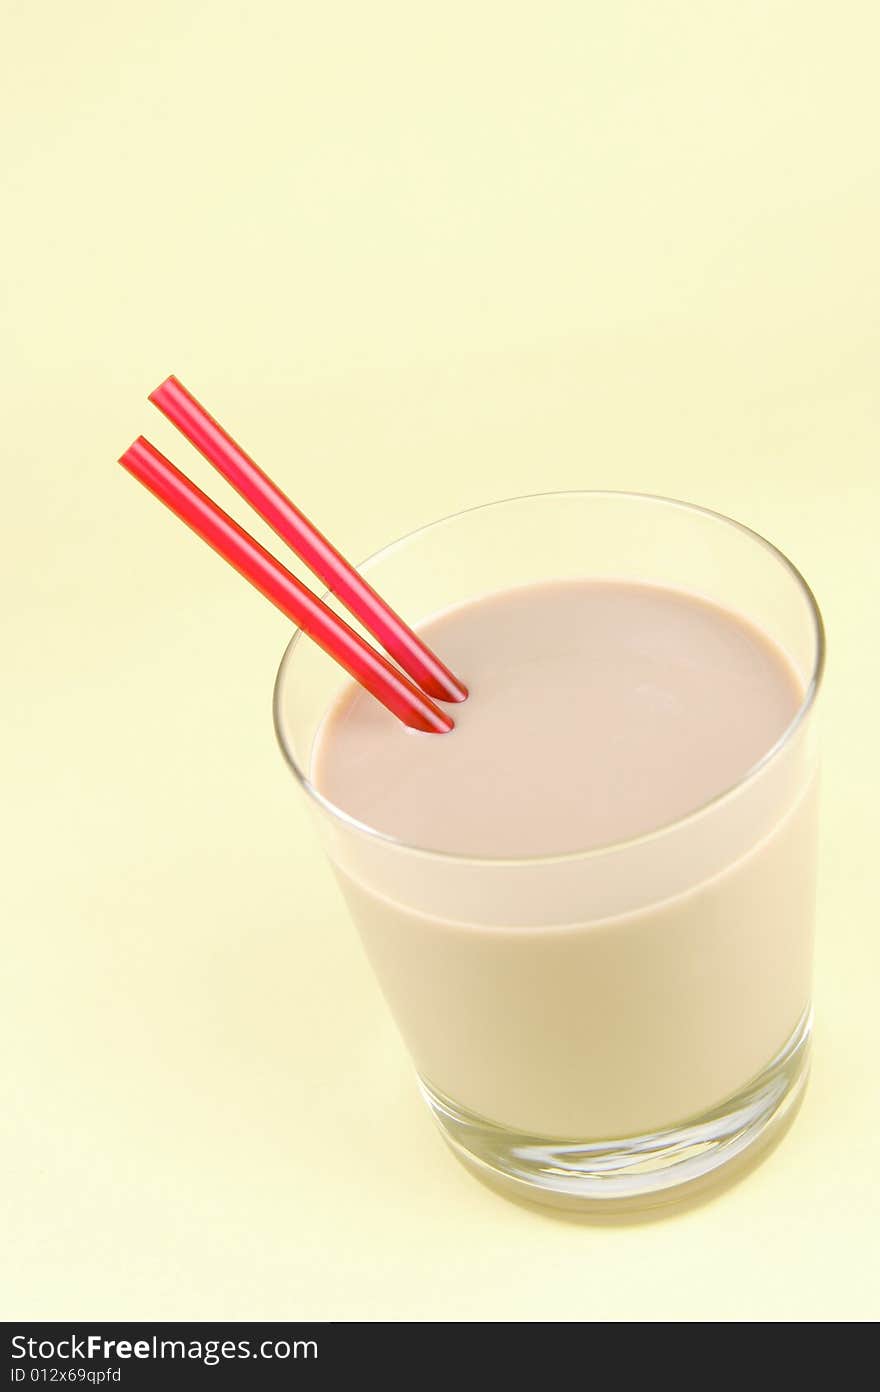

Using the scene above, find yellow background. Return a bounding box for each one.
[2,2,878,1320]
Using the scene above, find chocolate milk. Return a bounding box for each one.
[312,580,816,1138]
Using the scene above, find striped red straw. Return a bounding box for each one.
[149,376,467,705]
[118,384,467,733]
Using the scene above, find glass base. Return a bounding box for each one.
[420,1010,812,1213]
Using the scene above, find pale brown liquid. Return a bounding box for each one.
[312,580,814,1137]
[315,580,803,857]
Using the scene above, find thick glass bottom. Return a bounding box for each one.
[420,1009,812,1212]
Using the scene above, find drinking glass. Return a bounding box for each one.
[274,492,824,1209]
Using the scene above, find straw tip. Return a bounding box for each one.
[118,436,158,472]
[118,437,142,466]
[412,705,455,735]
[422,673,469,703]
[148,375,182,405]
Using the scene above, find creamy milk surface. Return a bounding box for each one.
[314,580,803,855]
[311,580,816,1139]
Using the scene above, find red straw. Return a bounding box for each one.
[119,437,453,735]
[149,375,468,704]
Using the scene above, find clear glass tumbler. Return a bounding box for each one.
[274,492,824,1209]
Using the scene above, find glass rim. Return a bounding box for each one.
[273,489,826,867]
